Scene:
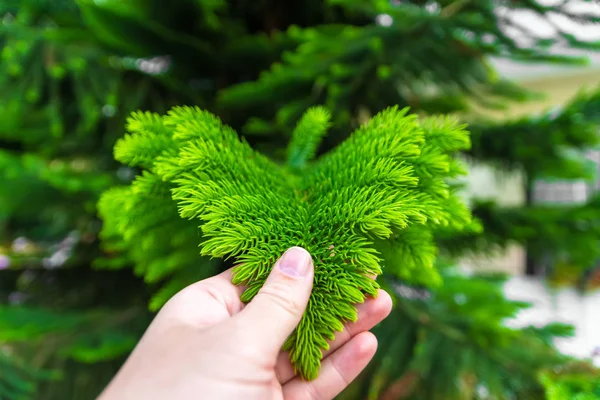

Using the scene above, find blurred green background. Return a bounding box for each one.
[2,0,600,399]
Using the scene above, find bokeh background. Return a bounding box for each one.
[1,0,600,399]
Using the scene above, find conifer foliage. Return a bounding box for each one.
[100,105,473,379]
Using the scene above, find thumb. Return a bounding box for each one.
[236,246,314,357]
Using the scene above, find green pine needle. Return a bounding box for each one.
[103,105,473,380]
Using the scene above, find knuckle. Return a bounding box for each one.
[305,382,325,400]
[257,282,304,317]
[235,340,265,363]
[332,355,352,387]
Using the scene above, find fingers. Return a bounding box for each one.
[195,268,248,313]
[157,268,247,329]
[275,289,392,384]
[282,331,378,400]
[234,247,314,359]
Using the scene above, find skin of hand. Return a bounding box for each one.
[99,246,393,400]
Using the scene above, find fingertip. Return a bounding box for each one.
[275,246,314,279]
[354,331,378,360]
[375,289,393,319]
[282,331,379,399]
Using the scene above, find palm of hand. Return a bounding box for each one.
[105,268,392,400]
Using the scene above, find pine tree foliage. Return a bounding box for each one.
[0,304,146,399]
[287,107,331,170]
[101,105,473,379]
[97,179,218,310]
[440,196,600,270]
[0,350,54,400]
[0,305,144,364]
[217,0,600,136]
[341,269,576,399]
[468,89,600,179]
[97,111,221,310]
[540,362,600,400]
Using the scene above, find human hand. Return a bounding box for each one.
[99,246,393,400]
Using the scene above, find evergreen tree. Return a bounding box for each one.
[1,0,600,398]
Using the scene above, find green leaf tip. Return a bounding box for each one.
[287,106,331,169]
[105,104,473,380]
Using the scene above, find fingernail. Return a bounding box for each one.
[277,247,312,278]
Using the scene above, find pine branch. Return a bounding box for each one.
[467,88,600,179]
[97,174,211,285]
[104,105,473,380]
[540,361,600,400]
[0,304,147,394]
[344,271,572,399]
[438,198,600,270]
[287,106,331,170]
[0,350,55,400]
